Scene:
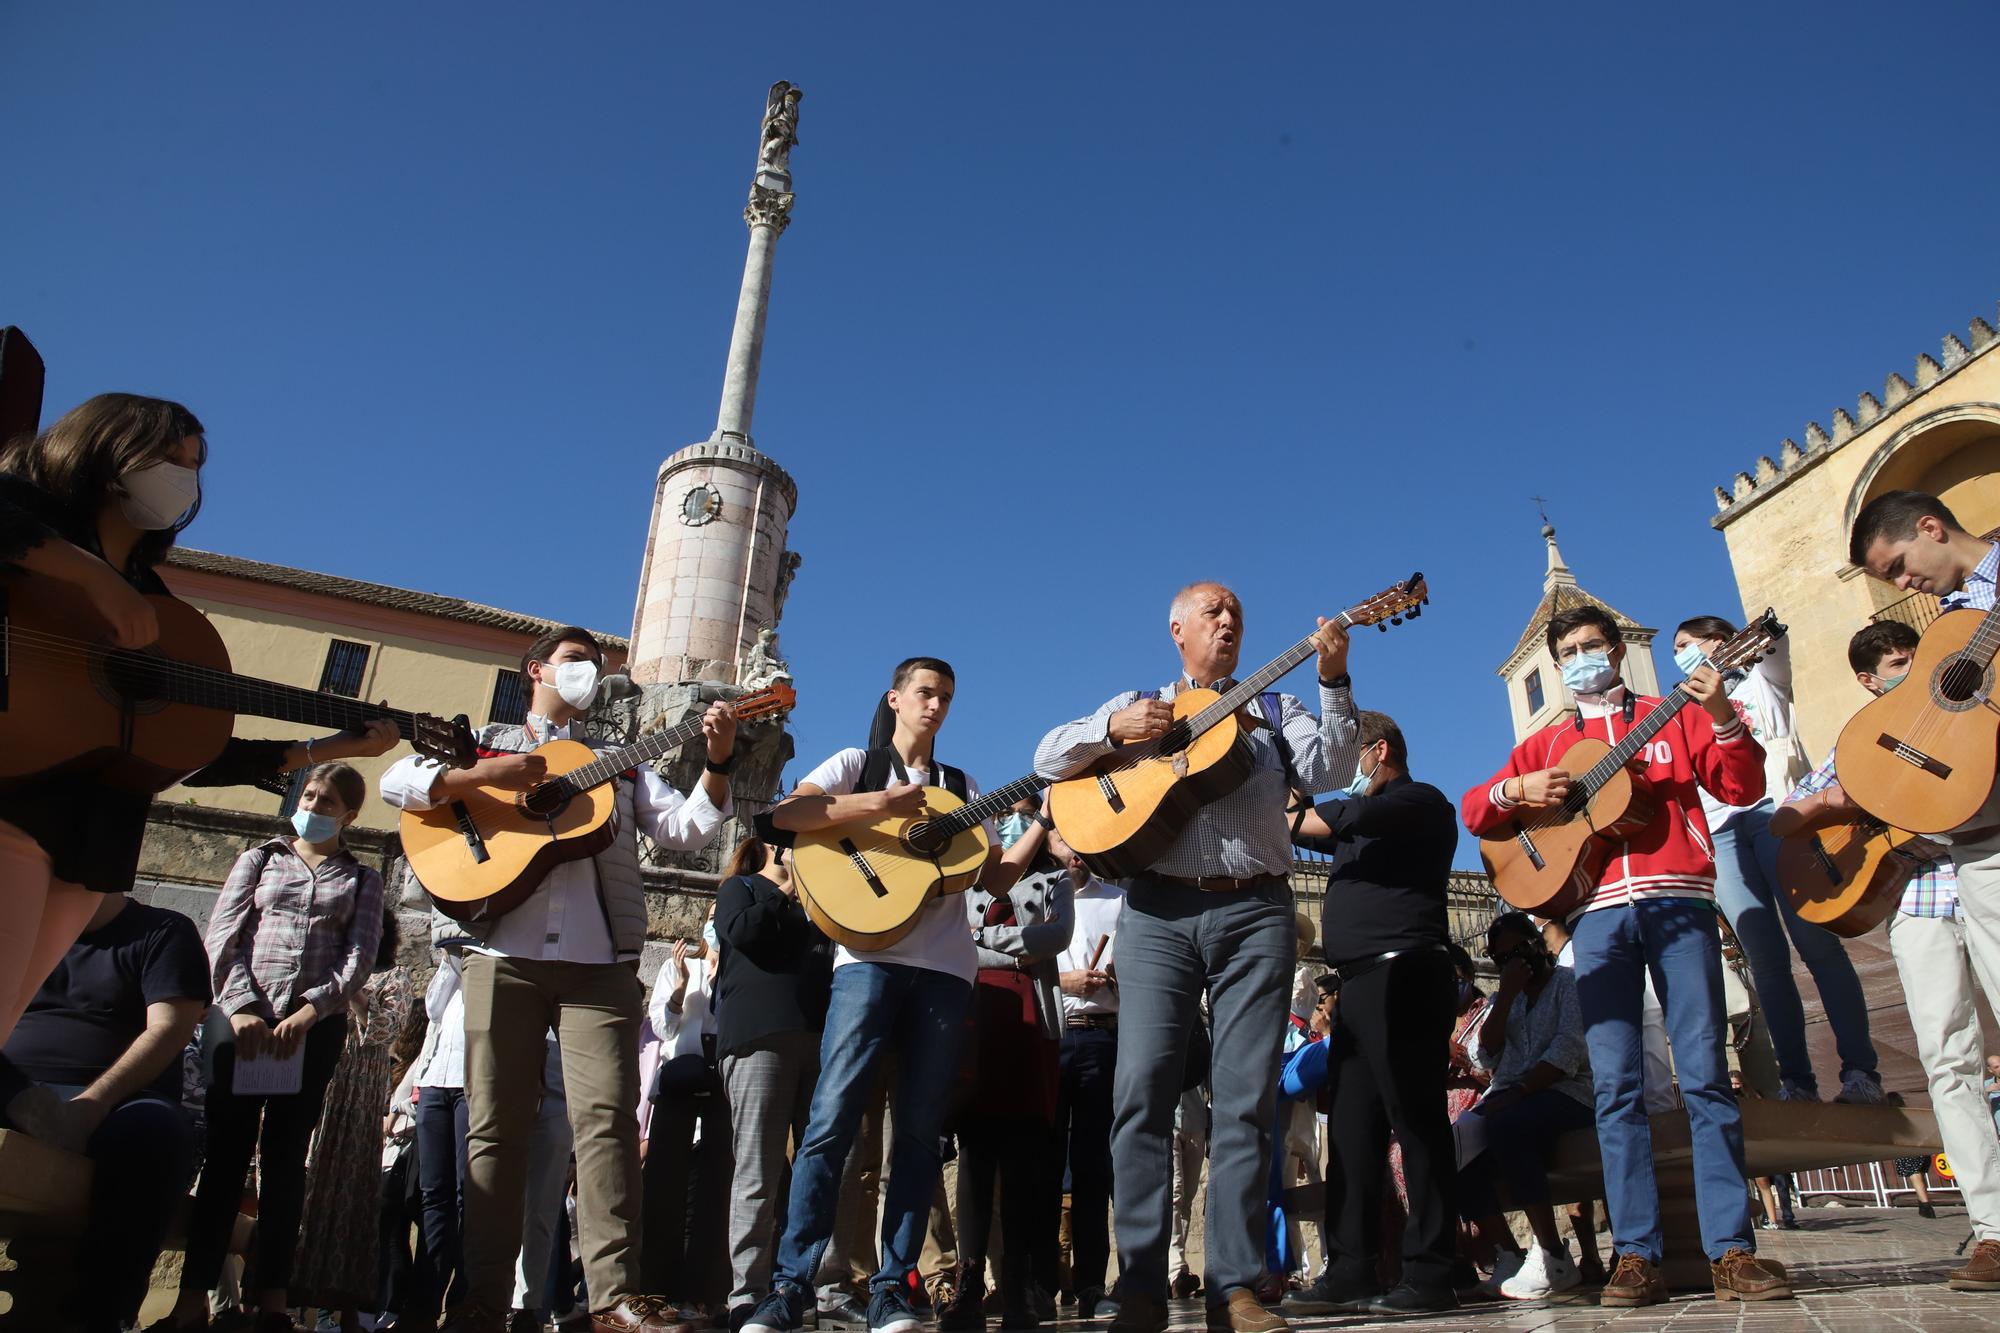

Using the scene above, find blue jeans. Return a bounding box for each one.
[416,1085,471,1315]
[1710,801,1877,1092]
[770,961,971,1296]
[1455,1088,1595,1220]
[1571,898,1754,1263]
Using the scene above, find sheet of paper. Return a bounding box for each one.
[233,1046,306,1096]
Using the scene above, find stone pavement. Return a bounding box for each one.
[1145,1205,2000,1332]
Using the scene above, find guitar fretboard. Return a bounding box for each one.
[927,773,1048,839]
[553,713,712,797]
[129,650,422,737]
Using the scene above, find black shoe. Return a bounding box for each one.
[815,1296,866,1330]
[1365,1283,1458,1316]
[1168,1275,1202,1302]
[1076,1289,1120,1321]
[743,1289,807,1333]
[1920,1202,1939,1220]
[938,1282,986,1333]
[1280,1275,1376,1316]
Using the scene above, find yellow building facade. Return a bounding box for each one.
[159,549,627,831]
[1711,308,2000,761]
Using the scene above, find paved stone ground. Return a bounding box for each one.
[1147,1206,2000,1332]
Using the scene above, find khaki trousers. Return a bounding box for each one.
[461,954,646,1313]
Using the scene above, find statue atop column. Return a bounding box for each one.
[758,82,802,177]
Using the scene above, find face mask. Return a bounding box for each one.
[1672,643,1708,676]
[118,461,201,530]
[702,922,720,955]
[996,813,1032,848]
[1343,752,1377,798]
[540,659,600,710]
[1560,650,1618,696]
[1880,671,1908,693]
[291,807,342,844]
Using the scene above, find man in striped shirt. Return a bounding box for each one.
[1774,619,2000,1290]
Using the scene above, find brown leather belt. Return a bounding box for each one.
[1149,872,1286,894]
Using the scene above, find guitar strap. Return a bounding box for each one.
[1572,693,1639,733]
[859,745,968,800]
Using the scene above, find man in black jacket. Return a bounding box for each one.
[1281,711,1460,1316]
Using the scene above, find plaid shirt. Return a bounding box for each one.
[207,836,385,1022]
[1787,749,1957,918]
[1942,540,1999,613]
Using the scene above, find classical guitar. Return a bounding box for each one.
[1779,817,1942,939]
[791,772,1047,952]
[1834,606,2000,834]
[404,683,795,923]
[0,575,476,794]
[1480,611,1786,919]
[1048,574,1430,879]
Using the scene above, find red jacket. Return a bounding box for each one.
[1461,688,1767,917]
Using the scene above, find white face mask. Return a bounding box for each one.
[539,659,601,710]
[118,461,201,530]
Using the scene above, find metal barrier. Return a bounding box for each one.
[1793,1160,1961,1207]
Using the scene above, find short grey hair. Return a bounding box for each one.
[1168,581,1238,632]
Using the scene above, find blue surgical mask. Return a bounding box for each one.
[1673,643,1707,676]
[1343,753,1376,798]
[702,922,720,955]
[1560,650,1619,696]
[996,813,1032,848]
[291,807,342,844]
[1880,671,1908,693]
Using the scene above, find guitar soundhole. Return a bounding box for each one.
[520,781,573,822]
[903,819,945,858]
[92,647,173,716]
[1936,655,1988,707]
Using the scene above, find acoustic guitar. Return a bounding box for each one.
[404,683,795,923]
[1048,574,1430,879]
[1834,606,2000,834]
[1779,817,1942,939]
[0,575,476,794]
[1480,611,1786,919]
[791,773,1048,953]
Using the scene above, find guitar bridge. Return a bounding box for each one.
[1875,732,1953,780]
[1806,835,1843,885]
[1512,823,1546,871]
[1096,774,1126,814]
[840,838,889,899]
[451,801,490,864]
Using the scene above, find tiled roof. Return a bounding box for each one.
[1504,583,1644,665]
[167,548,630,648]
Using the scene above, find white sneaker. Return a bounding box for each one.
[1479,1248,1525,1297]
[1500,1244,1577,1301]
[1834,1071,1887,1105]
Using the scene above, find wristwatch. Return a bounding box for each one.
[1031,812,1055,832]
[1320,673,1352,690]
[705,752,737,775]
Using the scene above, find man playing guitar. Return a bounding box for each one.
[380,626,737,1333]
[1460,605,1789,1306]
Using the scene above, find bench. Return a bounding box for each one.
[0,1128,96,1330]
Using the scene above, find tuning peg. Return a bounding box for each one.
[1391,616,1403,625]
[1408,606,1422,619]
[1377,623,1389,633]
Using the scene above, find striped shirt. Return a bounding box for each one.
[1943,540,1999,613]
[1786,749,1957,919]
[207,836,385,1022]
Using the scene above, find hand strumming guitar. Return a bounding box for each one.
[473,752,548,791]
[874,781,927,818]
[1503,768,1572,808]
[1108,697,1174,744]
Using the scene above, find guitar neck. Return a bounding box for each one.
[147,657,421,738]
[561,713,709,794]
[931,774,1048,838]
[1574,685,1695,795]
[1185,627,1336,739]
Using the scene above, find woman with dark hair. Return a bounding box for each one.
[1671,614,1880,1104]
[0,394,396,1058]
[158,762,386,1333]
[714,836,835,1327]
[293,904,416,1331]
[1443,943,1489,1123]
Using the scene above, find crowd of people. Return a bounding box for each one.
[3,393,2000,1333]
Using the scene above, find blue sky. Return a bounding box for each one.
[7,5,1999,866]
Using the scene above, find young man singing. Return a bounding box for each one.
[381,627,736,1333]
[742,657,1045,1333]
[1461,605,1792,1306]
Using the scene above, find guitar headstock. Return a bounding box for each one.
[732,682,797,724]
[1707,609,1787,675]
[412,713,480,769]
[1343,572,1430,633]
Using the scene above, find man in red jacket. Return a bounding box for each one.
[1461,606,1791,1307]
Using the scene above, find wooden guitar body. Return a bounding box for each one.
[0,582,232,793]
[1835,610,1999,834]
[1780,819,1936,939]
[1048,689,1252,879]
[1480,738,1654,919]
[401,738,618,924]
[791,786,992,952]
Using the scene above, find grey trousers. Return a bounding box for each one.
[1111,876,1293,1299]
[723,1030,822,1311]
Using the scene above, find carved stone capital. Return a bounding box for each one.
[745,186,794,233]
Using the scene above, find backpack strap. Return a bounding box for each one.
[858,745,967,799]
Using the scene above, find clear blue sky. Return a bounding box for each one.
[7,5,1999,867]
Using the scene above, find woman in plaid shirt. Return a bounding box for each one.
[158,761,385,1333]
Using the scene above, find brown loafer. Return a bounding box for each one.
[1203,1288,1287,1333]
[592,1297,693,1333]
[1107,1292,1168,1333]
[1598,1253,1666,1307]
[1951,1238,2000,1290]
[1711,1248,1793,1301]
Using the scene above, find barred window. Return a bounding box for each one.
[1525,667,1546,715]
[318,639,371,698]
[489,669,527,726]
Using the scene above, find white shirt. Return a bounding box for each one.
[797,747,990,982]
[412,957,466,1090]
[380,714,729,964]
[648,952,717,1060]
[1058,876,1124,1018]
